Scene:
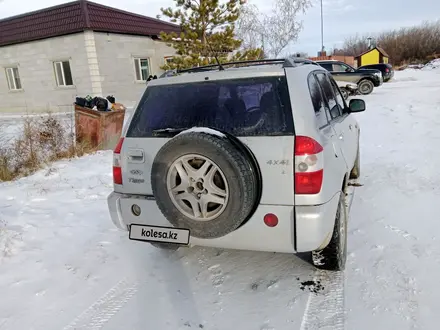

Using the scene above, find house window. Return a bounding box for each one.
[53,61,73,86]
[5,67,22,90]
[134,58,150,81]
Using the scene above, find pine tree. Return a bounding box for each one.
[158,0,262,70]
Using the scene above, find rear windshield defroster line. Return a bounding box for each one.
[127,76,294,138]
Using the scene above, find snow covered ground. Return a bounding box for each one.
[0,112,75,147]
[1,69,440,329]
[0,108,134,147]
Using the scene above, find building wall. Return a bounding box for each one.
[93,32,175,108]
[0,33,92,114]
[0,31,176,114]
[309,55,355,67]
[359,49,380,66]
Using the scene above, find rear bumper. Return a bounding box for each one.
[107,192,342,253]
[295,192,340,252]
[384,72,394,81]
[373,76,383,87]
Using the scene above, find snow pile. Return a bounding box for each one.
[403,59,440,71]
[406,63,425,70]
[422,58,440,70]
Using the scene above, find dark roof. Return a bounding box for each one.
[356,46,390,59]
[0,0,180,47]
[376,46,389,57]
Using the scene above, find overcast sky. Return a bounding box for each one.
[1,0,439,55]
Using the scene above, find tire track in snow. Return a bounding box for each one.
[300,187,355,330]
[299,271,345,330]
[375,218,418,241]
[62,278,138,330]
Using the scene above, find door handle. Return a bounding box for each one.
[349,124,353,130]
[127,149,144,163]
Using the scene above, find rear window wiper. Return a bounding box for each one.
[151,128,188,137]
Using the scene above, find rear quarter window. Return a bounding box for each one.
[307,74,329,128]
[316,73,342,120]
[127,76,294,137]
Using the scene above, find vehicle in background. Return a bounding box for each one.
[336,81,358,100]
[358,63,394,82]
[316,60,383,95]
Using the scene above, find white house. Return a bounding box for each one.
[0,0,179,114]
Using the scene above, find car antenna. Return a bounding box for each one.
[205,35,224,71]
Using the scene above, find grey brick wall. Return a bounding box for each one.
[0,31,175,114]
[0,33,92,114]
[93,32,175,108]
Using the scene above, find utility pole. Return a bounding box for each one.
[320,0,324,53]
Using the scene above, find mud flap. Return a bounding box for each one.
[348,179,363,187]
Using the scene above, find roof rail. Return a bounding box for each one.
[157,57,318,78]
[159,69,178,78]
[177,59,286,74]
[283,57,319,67]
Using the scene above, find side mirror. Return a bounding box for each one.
[348,99,366,113]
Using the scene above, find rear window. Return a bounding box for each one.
[127,76,294,137]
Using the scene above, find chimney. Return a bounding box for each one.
[367,37,373,49]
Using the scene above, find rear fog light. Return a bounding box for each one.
[264,213,279,227]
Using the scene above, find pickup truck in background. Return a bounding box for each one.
[316,60,383,95]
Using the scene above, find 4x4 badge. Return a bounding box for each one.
[130,169,143,175]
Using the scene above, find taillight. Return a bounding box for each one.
[385,68,389,73]
[113,137,124,185]
[294,136,324,194]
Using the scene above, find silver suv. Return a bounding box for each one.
[107,58,366,271]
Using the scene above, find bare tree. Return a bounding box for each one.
[235,4,262,51]
[341,34,370,56]
[236,0,311,58]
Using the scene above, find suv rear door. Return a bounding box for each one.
[328,77,359,170]
[304,72,348,203]
[315,72,351,171]
[117,72,296,206]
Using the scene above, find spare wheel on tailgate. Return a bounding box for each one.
[151,128,259,238]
